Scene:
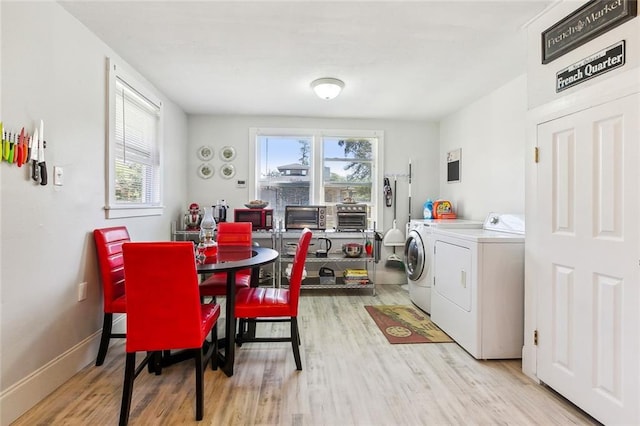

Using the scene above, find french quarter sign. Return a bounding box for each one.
[541,0,637,64]
[556,40,626,92]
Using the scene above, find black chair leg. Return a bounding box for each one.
[291,317,302,370]
[210,323,218,371]
[96,313,113,366]
[152,352,163,375]
[236,318,245,346]
[119,352,136,426]
[195,349,204,421]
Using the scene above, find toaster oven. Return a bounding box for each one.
[336,203,367,231]
[284,205,326,230]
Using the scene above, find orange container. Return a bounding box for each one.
[433,200,456,219]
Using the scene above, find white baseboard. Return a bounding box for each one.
[0,315,125,425]
[521,343,539,383]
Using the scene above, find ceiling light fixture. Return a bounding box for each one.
[311,78,345,100]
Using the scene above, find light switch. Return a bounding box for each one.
[53,166,64,186]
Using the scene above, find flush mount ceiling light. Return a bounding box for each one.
[311,78,345,100]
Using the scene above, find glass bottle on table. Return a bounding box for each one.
[198,206,218,260]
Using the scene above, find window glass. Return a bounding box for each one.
[322,137,373,203]
[257,136,313,221]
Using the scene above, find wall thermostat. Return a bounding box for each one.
[236,179,246,188]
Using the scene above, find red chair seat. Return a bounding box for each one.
[235,287,293,318]
[199,272,251,297]
[110,295,127,313]
[200,304,221,331]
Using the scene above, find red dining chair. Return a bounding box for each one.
[199,222,254,299]
[93,226,130,366]
[119,242,220,426]
[234,228,312,370]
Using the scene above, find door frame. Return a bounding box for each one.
[523,66,640,381]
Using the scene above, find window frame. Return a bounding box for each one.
[105,58,164,219]
[249,127,384,229]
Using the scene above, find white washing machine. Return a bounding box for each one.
[404,219,482,314]
[430,213,525,359]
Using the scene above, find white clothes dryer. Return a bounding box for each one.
[404,219,482,314]
[430,213,525,359]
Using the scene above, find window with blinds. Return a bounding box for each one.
[106,59,163,218]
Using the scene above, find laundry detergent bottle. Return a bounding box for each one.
[423,199,433,219]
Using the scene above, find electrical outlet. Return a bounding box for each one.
[78,282,87,301]
[53,166,64,186]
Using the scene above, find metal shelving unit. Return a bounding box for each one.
[277,230,378,295]
[170,222,379,293]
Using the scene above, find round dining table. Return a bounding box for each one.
[197,246,279,377]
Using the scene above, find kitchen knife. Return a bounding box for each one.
[31,128,40,182]
[38,120,47,185]
[2,130,8,161]
[8,132,15,163]
[22,132,30,165]
[16,128,24,167]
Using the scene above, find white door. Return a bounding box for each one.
[536,93,639,424]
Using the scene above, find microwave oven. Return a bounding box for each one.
[285,205,326,230]
[233,208,273,231]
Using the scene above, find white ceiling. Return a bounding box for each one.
[59,0,556,121]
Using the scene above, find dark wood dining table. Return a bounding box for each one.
[197,246,279,377]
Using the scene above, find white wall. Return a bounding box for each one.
[188,115,440,236]
[439,75,527,220]
[0,3,188,423]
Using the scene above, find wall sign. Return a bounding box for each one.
[556,41,625,92]
[541,0,636,64]
[447,149,461,183]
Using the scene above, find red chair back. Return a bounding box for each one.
[94,227,130,313]
[217,222,252,246]
[288,229,313,315]
[123,242,205,352]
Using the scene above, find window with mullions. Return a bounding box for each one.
[252,129,381,229]
[106,59,163,218]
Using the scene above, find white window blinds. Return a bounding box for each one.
[114,78,161,205]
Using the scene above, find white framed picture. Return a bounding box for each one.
[197,145,214,161]
[197,163,214,179]
[447,148,461,183]
[220,146,236,162]
[220,163,236,179]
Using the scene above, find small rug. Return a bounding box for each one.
[364,305,454,344]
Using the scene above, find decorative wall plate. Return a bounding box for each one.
[220,164,236,179]
[197,145,214,161]
[220,146,236,162]
[198,163,214,179]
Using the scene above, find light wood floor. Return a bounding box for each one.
[13,285,597,425]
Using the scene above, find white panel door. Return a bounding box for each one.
[536,94,639,425]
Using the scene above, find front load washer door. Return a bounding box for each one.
[404,229,425,281]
